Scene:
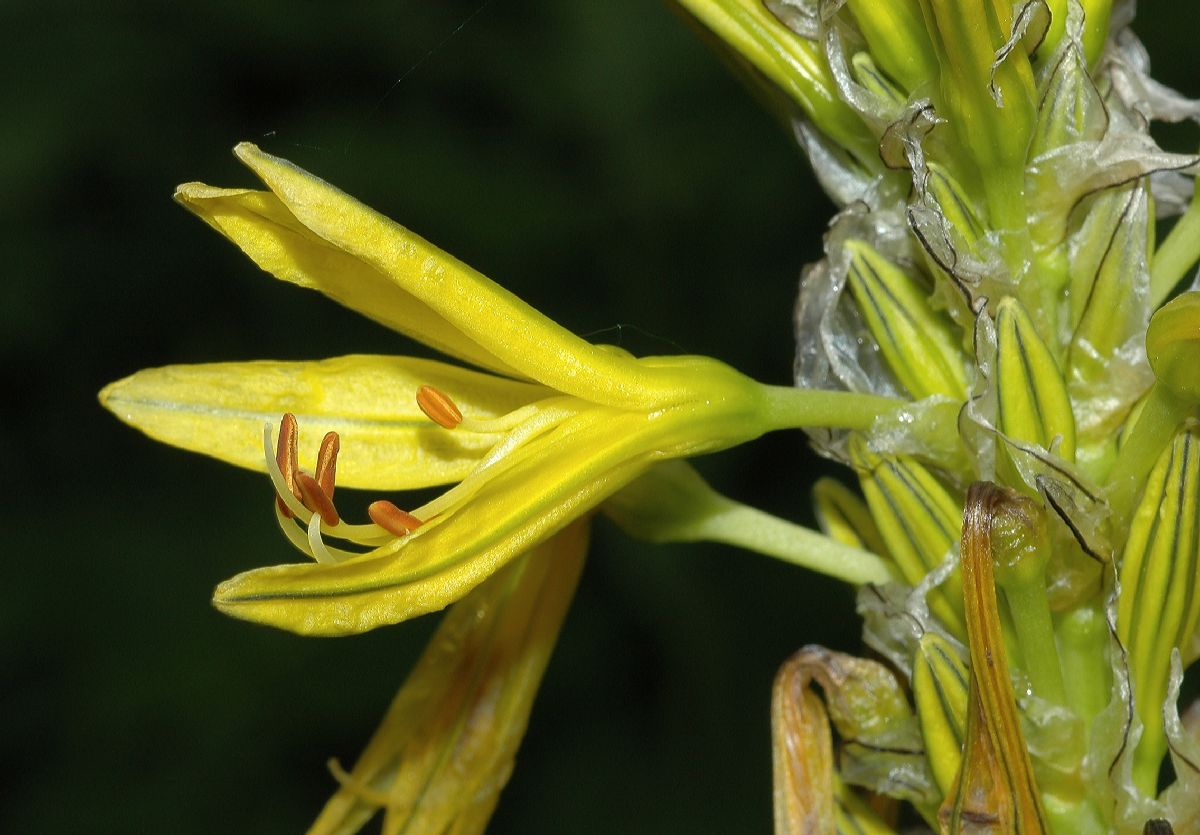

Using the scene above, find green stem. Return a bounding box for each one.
[684,496,897,586]
[1106,384,1192,524]
[1057,606,1110,729]
[1150,179,1200,309]
[759,385,902,432]
[1002,576,1066,706]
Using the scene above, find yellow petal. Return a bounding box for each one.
[172,183,514,377]
[222,143,707,410]
[308,520,587,835]
[213,409,657,635]
[99,355,546,490]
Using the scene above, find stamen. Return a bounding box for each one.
[417,385,463,429]
[296,472,341,526]
[275,413,301,516]
[368,500,424,537]
[316,431,340,498]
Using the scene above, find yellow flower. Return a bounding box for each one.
[100,143,896,637]
[309,520,588,835]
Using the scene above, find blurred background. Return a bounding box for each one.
[2,2,1196,832]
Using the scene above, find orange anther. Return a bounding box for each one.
[275,413,301,517]
[316,431,340,498]
[368,500,424,537]
[416,385,463,429]
[296,472,341,526]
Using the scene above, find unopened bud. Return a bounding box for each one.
[995,296,1076,463]
[844,238,970,401]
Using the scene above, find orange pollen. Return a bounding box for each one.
[275,413,301,517]
[315,431,340,498]
[416,385,463,429]
[368,500,424,537]
[296,472,340,526]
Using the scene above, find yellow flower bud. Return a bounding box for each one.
[849,435,965,634]
[995,295,1076,464]
[1117,426,1200,796]
[844,238,970,401]
[913,633,969,795]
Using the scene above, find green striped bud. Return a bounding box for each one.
[1116,426,1200,796]
[912,633,969,795]
[812,476,890,560]
[675,0,875,165]
[995,296,1076,463]
[849,435,965,634]
[1147,291,1200,404]
[850,52,904,108]
[845,0,938,94]
[844,238,970,401]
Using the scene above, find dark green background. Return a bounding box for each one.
[3,3,1195,832]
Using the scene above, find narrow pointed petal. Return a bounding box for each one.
[173,184,513,377]
[307,521,586,835]
[100,355,546,490]
[225,143,707,410]
[213,410,660,635]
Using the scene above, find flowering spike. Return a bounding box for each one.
[416,384,464,429]
[367,500,423,537]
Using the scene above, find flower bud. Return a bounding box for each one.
[1116,425,1200,795]
[845,0,938,94]
[844,238,970,401]
[918,0,1038,232]
[995,296,1076,462]
[676,0,874,163]
[849,436,965,633]
[812,476,889,558]
[1147,291,1200,403]
[912,633,969,795]
[925,161,986,258]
